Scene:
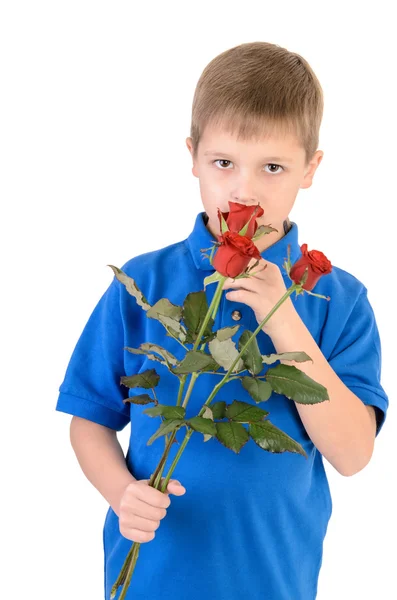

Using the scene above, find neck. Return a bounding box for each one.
[283,218,291,234]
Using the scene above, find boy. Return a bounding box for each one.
[56,41,388,599]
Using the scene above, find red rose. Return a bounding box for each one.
[217,201,264,240]
[213,230,262,278]
[212,202,265,278]
[290,243,332,291]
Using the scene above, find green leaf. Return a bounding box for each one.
[209,401,227,419]
[186,416,217,435]
[147,419,185,446]
[120,368,159,389]
[124,343,179,367]
[202,406,214,420]
[220,213,229,234]
[108,265,151,310]
[261,351,313,365]
[144,297,187,342]
[182,291,215,344]
[238,330,263,375]
[225,400,269,423]
[201,330,218,344]
[171,350,220,374]
[146,297,182,322]
[215,421,250,454]
[265,363,329,404]
[216,325,240,341]
[249,420,307,457]
[251,224,278,242]
[123,393,154,405]
[203,271,224,289]
[241,377,273,403]
[200,407,215,442]
[143,404,186,419]
[157,313,187,343]
[238,207,267,237]
[208,336,245,373]
[300,267,309,286]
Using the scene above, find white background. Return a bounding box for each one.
[2,1,396,598]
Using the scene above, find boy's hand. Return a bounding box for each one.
[223,257,298,337]
[118,478,186,543]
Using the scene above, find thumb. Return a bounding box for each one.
[166,479,186,495]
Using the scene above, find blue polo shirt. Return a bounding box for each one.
[56,211,388,600]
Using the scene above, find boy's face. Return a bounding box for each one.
[186,124,323,252]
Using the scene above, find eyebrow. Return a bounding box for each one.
[203,151,293,163]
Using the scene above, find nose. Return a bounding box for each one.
[232,175,258,204]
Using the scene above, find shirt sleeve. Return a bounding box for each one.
[55,273,131,431]
[327,287,389,436]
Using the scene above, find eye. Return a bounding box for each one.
[213,160,284,174]
[213,159,233,169]
[264,163,284,174]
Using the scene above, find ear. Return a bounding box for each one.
[300,150,324,190]
[185,136,193,153]
[186,137,199,178]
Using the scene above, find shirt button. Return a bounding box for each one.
[231,309,242,321]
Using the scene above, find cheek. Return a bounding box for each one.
[200,170,223,190]
[269,181,298,210]
[199,177,226,208]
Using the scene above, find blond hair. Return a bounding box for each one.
[189,41,324,167]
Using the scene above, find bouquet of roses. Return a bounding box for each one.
[107,201,332,599]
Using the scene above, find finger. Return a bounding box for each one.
[224,277,252,289]
[166,479,186,495]
[248,262,269,277]
[127,513,162,532]
[122,527,155,543]
[121,495,168,521]
[224,265,268,287]
[224,278,257,293]
[135,481,171,508]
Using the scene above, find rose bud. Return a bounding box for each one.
[290,243,332,291]
[217,201,264,239]
[213,231,261,278]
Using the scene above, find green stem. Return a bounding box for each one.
[157,278,227,491]
[109,545,133,596]
[149,427,178,487]
[175,277,226,409]
[192,278,227,353]
[159,282,302,491]
[110,432,178,598]
[198,283,301,409]
[181,372,199,410]
[175,373,188,407]
[112,274,302,597]
[159,427,193,492]
[110,540,141,599]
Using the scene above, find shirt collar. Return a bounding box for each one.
[185,211,302,272]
